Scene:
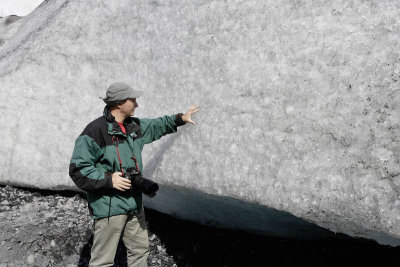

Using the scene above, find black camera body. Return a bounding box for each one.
[125,167,159,196]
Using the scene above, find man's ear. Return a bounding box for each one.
[117,99,127,109]
[116,100,126,109]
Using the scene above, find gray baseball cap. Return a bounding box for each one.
[103,82,143,105]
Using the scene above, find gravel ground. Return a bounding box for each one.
[0,185,176,267]
[1,185,400,266]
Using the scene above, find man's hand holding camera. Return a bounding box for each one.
[112,172,131,191]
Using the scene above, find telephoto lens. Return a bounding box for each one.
[125,167,159,196]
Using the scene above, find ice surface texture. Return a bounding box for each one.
[0,0,399,245]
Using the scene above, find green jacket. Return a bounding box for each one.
[69,106,185,219]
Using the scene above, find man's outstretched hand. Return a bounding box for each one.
[112,172,131,191]
[182,104,200,125]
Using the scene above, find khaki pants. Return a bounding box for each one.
[89,207,149,267]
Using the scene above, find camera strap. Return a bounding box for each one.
[112,136,125,177]
[131,156,140,171]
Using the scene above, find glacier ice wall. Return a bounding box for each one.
[0,0,400,245]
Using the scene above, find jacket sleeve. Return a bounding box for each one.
[69,135,113,193]
[139,113,186,145]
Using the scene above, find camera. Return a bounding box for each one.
[125,167,159,196]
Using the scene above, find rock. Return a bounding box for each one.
[0,0,400,246]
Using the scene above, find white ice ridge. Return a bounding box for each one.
[0,0,400,245]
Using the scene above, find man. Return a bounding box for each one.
[69,82,199,266]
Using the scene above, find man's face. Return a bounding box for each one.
[120,98,138,117]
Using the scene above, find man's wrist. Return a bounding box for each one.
[105,172,114,188]
[175,113,186,126]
